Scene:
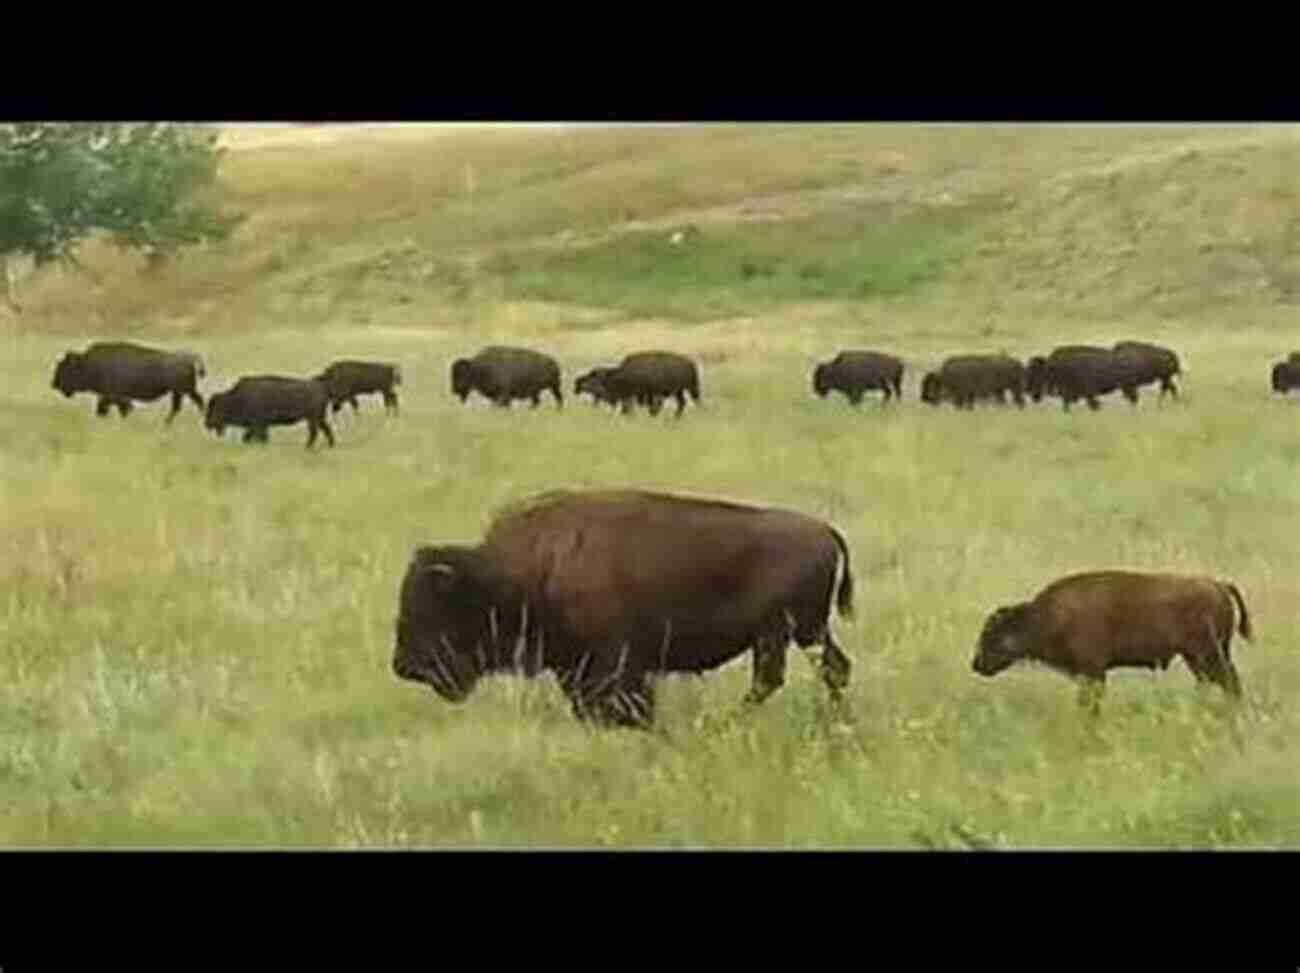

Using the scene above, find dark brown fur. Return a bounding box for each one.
[314,360,402,415]
[920,354,1025,409]
[51,341,205,422]
[813,350,904,406]
[1026,346,1139,411]
[600,351,701,417]
[204,375,335,448]
[393,489,855,729]
[1113,340,1182,400]
[450,346,562,409]
[1272,360,1300,395]
[973,570,1253,713]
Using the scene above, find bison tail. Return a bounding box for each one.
[829,527,855,620]
[1223,581,1253,641]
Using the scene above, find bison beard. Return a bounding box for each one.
[392,490,855,729]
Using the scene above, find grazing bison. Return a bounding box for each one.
[813,350,905,406]
[1026,346,1137,411]
[920,354,1026,409]
[573,367,623,409]
[451,346,563,409]
[1272,359,1300,395]
[393,489,855,729]
[314,360,402,416]
[50,341,206,422]
[1113,340,1182,400]
[600,351,701,417]
[205,376,335,448]
[972,570,1252,714]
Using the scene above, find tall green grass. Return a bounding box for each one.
[3,319,1297,847]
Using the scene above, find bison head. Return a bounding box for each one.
[1273,362,1291,394]
[575,368,613,404]
[812,363,831,397]
[1025,357,1050,402]
[450,359,476,401]
[204,393,230,436]
[393,546,505,703]
[51,352,87,397]
[972,603,1031,676]
[919,372,943,405]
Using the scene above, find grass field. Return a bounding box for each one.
[2,123,1299,847]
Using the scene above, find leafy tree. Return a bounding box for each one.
[0,122,243,310]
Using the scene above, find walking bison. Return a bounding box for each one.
[1113,340,1182,400]
[599,351,701,417]
[1026,346,1138,411]
[314,360,402,416]
[393,489,855,729]
[972,570,1252,714]
[51,341,206,422]
[920,354,1026,409]
[812,351,904,406]
[573,367,622,408]
[205,376,335,448]
[451,346,563,409]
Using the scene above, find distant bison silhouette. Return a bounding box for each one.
[51,341,206,422]
[1272,358,1300,395]
[921,354,1025,409]
[813,351,904,406]
[451,346,562,409]
[314,360,402,416]
[205,375,335,448]
[973,570,1252,714]
[393,489,854,729]
[598,351,701,417]
[1026,346,1137,411]
[573,367,622,408]
[1113,340,1182,400]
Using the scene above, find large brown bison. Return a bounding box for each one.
[205,375,335,448]
[1113,340,1182,400]
[1272,359,1300,395]
[972,570,1252,714]
[450,346,563,409]
[1025,346,1138,411]
[812,350,904,406]
[51,341,206,422]
[314,360,402,416]
[920,354,1026,409]
[393,489,855,729]
[598,351,701,417]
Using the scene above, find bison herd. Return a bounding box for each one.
[46,335,1291,729]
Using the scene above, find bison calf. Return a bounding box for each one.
[314,360,402,416]
[813,350,904,406]
[205,376,335,448]
[51,341,206,423]
[573,367,623,408]
[973,570,1253,713]
[451,346,563,409]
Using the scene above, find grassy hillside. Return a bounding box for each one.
[2,123,1299,847]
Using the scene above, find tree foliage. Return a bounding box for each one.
[0,123,242,275]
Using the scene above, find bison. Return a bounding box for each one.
[812,350,904,406]
[1113,340,1182,400]
[51,341,206,422]
[920,354,1026,410]
[598,351,701,417]
[1026,346,1138,411]
[573,367,623,409]
[451,346,563,409]
[972,570,1253,714]
[314,360,402,416]
[1272,359,1300,395]
[204,375,335,448]
[393,489,856,729]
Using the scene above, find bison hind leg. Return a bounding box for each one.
[818,630,852,701]
[743,634,789,706]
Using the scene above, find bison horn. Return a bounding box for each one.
[422,563,456,578]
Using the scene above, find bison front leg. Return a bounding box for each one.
[166,391,184,424]
[1076,675,1106,716]
[384,390,399,415]
[819,630,852,704]
[743,636,788,706]
[96,396,113,417]
[115,398,133,418]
